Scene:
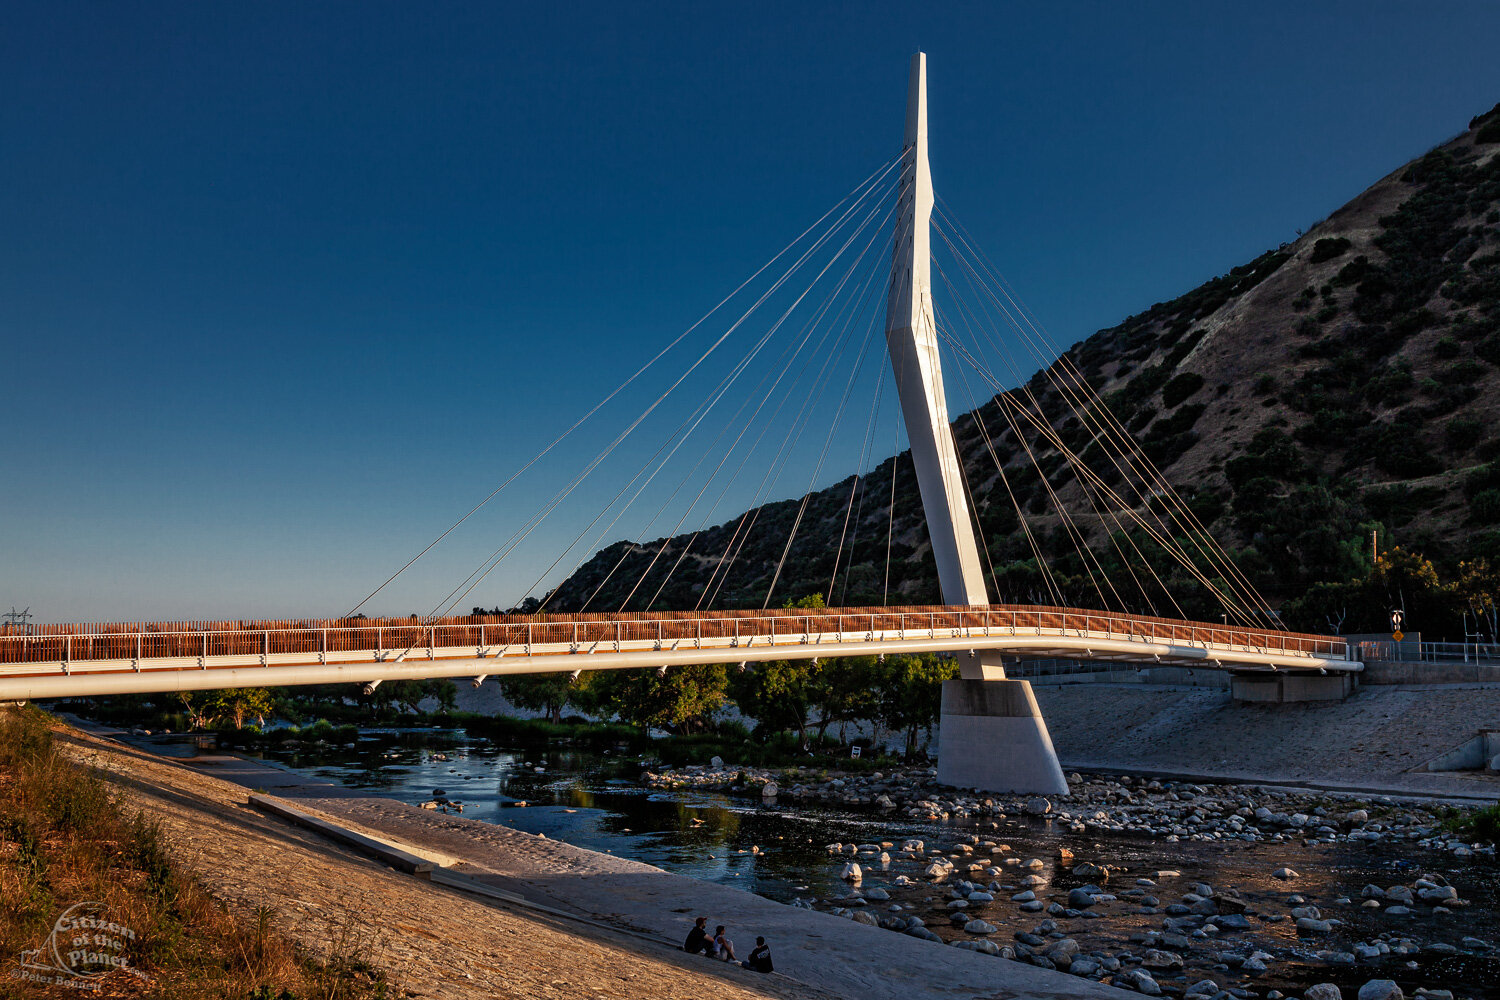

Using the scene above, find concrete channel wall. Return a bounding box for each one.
[1361,659,1500,684]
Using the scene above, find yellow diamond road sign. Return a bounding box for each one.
[1393,630,1405,642]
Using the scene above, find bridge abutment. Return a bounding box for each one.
[937,678,1069,794]
[1230,670,1357,702]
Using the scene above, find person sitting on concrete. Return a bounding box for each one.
[742,936,772,973]
[683,916,710,954]
[713,925,736,962]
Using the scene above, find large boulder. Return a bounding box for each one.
[1073,861,1110,880]
[1068,888,1098,908]
[1305,984,1343,1000]
[1356,982,1404,1000]
[1069,957,1102,978]
[1122,969,1163,996]
[923,860,952,879]
[1044,938,1080,964]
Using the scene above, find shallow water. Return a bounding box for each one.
[153,727,1500,996]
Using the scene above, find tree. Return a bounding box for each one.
[729,658,819,745]
[499,672,589,723]
[1371,546,1457,636]
[178,691,219,730]
[1455,558,1500,641]
[356,678,457,717]
[592,663,729,732]
[808,655,884,742]
[209,688,276,730]
[727,593,830,744]
[877,653,958,756]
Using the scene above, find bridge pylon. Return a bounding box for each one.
[884,53,1067,795]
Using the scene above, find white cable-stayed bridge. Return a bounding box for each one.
[0,55,1358,792]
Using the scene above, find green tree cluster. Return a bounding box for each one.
[1282,548,1500,639]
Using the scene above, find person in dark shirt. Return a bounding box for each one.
[683,916,710,954]
[742,936,773,973]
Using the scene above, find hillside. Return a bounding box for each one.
[545,102,1500,628]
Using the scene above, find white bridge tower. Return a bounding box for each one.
[884,53,1067,794]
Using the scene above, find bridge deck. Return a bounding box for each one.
[0,605,1353,701]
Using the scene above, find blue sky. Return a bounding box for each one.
[4,2,1500,623]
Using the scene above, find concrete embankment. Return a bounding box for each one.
[1032,682,1500,799]
[65,723,1119,1000]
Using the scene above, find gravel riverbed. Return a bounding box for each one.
[645,763,1499,999]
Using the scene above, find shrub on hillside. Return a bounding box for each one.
[1471,489,1500,525]
[1446,415,1486,452]
[1360,418,1440,478]
[1161,371,1205,408]
[1464,460,1500,497]
[1477,121,1500,145]
[1363,360,1416,405]
[1477,335,1500,366]
[1310,236,1352,263]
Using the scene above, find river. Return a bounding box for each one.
[145,725,1499,997]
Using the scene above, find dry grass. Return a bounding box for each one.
[0,706,390,999]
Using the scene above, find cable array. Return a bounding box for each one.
[351,156,1279,634]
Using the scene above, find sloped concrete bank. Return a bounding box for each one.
[1032,683,1500,799]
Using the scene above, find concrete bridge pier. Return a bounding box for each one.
[937,654,1069,795]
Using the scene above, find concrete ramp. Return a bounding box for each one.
[1422,730,1500,772]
